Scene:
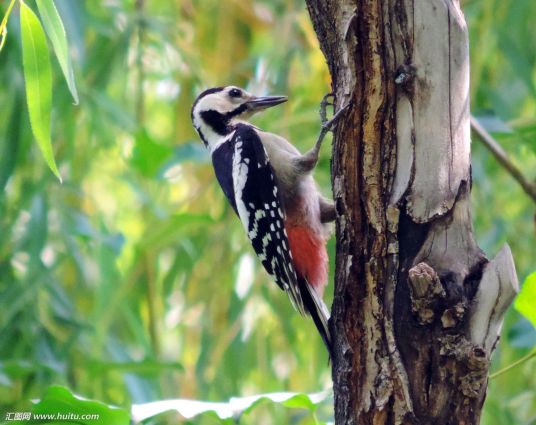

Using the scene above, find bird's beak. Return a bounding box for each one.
[245,95,288,111]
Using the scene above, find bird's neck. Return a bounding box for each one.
[198,125,236,153]
[198,117,254,152]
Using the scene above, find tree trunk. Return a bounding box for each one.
[304,1,519,424]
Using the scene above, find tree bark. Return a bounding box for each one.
[304,1,519,424]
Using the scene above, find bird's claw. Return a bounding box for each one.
[321,101,351,132]
[319,93,334,126]
[319,93,351,131]
[312,96,351,153]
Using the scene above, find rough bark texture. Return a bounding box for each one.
[304,1,519,424]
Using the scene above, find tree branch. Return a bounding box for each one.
[471,115,536,203]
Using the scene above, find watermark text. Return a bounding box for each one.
[4,412,100,421]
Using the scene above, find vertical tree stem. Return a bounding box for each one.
[135,0,145,124]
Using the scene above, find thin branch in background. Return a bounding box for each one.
[134,0,160,356]
[135,0,145,124]
[145,251,161,357]
[471,115,536,204]
[0,0,18,52]
[489,347,536,379]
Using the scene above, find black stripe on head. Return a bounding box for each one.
[227,103,248,119]
[200,103,250,136]
[200,110,228,135]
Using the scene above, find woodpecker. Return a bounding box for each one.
[191,86,342,350]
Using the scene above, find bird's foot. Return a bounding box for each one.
[319,93,335,126]
[314,95,351,153]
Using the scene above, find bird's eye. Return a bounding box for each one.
[229,88,242,98]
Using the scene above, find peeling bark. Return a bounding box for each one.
[304,1,519,424]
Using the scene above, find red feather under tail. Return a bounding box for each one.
[285,225,328,296]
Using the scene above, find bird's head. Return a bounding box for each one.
[191,86,287,148]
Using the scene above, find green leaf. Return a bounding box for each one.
[36,0,79,104]
[20,0,61,181]
[32,385,130,425]
[515,272,536,329]
[130,129,172,178]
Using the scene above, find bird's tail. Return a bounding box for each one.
[297,276,332,354]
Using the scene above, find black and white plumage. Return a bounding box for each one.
[216,123,304,311]
[191,86,335,350]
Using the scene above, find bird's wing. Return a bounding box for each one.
[229,124,306,315]
[212,136,238,215]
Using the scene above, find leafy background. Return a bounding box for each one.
[0,0,534,424]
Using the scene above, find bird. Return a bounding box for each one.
[191,85,343,351]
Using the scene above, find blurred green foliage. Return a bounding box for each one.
[0,0,534,424]
[31,385,129,425]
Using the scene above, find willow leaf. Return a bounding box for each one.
[36,0,79,104]
[20,1,62,181]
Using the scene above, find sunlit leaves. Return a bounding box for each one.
[515,272,536,330]
[18,0,78,181]
[20,0,61,181]
[36,0,79,104]
[131,390,330,423]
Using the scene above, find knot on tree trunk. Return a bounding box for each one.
[408,262,446,324]
[408,263,468,329]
